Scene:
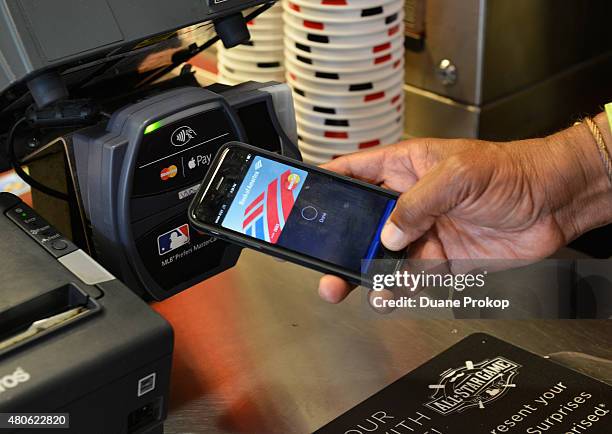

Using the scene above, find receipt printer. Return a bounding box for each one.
[0,193,173,433]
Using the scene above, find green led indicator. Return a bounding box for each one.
[21,213,27,217]
[144,121,163,135]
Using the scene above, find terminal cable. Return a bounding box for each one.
[5,117,70,201]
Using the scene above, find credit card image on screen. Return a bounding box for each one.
[189,142,405,284]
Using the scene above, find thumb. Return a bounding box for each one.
[381,159,465,251]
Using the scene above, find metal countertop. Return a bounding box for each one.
[154,250,612,434]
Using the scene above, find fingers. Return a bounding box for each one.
[407,231,448,261]
[317,275,398,314]
[321,145,390,184]
[367,288,396,314]
[318,275,356,303]
[381,159,463,251]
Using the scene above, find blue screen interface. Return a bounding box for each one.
[217,154,396,272]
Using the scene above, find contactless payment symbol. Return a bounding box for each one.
[160,165,178,181]
[285,173,301,191]
[424,357,521,415]
[171,126,197,147]
[157,224,190,255]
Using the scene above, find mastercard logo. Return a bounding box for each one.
[286,173,301,191]
[160,165,178,181]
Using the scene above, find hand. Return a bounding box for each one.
[318,117,612,303]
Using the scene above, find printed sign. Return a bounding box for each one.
[314,334,611,434]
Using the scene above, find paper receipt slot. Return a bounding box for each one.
[0,193,173,434]
[70,82,300,300]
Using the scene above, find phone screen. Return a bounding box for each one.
[197,148,397,274]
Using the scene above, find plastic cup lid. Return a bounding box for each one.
[284,32,403,59]
[287,69,404,98]
[289,0,400,12]
[293,88,404,113]
[296,102,403,131]
[294,93,403,121]
[298,119,403,148]
[284,0,403,21]
[283,21,404,49]
[283,10,404,39]
[222,46,285,63]
[284,44,403,73]
[219,52,284,73]
[285,54,403,84]
[298,124,403,154]
[218,64,285,82]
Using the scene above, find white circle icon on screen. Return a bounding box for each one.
[301,206,318,221]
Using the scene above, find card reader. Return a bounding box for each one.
[69,81,300,300]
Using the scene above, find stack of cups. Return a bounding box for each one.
[217,2,285,85]
[283,0,405,164]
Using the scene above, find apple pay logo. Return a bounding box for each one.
[186,153,212,171]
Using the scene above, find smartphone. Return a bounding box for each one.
[188,142,405,285]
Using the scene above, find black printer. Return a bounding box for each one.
[0,192,174,434]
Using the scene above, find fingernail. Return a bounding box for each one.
[381,221,406,251]
[318,286,335,304]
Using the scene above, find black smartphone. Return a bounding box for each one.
[188,142,405,285]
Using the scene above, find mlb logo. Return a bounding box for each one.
[157,224,190,255]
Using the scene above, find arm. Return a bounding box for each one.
[538,111,612,244]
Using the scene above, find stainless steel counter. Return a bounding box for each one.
[154,250,612,434]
